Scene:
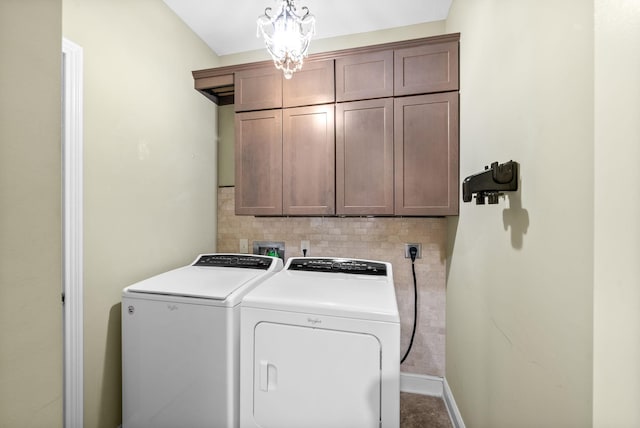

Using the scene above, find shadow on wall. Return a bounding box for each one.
[445,216,458,282]
[503,177,529,250]
[446,176,529,279]
[98,303,122,428]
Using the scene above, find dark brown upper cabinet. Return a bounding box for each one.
[234,109,283,215]
[283,60,335,108]
[235,67,282,112]
[283,105,335,216]
[336,98,394,215]
[193,33,461,217]
[193,33,460,105]
[235,105,335,216]
[235,60,334,112]
[335,50,394,102]
[394,92,459,216]
[394,40,459,96]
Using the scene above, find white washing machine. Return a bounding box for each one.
[240,257,400,428]
[122,253,283,428]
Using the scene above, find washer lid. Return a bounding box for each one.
[242,258,400,323]
[125,254,282,300]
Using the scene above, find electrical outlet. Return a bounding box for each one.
[239,239,249,254]
[404,243,422,259]
[301,240,310,256]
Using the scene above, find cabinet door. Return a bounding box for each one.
[235,67,282,112]
[283,60,335,108]
[336,98,394,215]
[394,40,459,96]
[336,50,394,102]
[283,105,335,215]
[394,92,459,216]
[235,110,283,215]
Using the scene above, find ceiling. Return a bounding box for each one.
[162,0,453,56]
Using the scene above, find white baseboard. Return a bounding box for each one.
[443,377,466,428]
[400,373,464,428]
[400,372,444,396]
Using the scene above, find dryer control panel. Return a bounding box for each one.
[193,254,275,270]
[287,258,387,276]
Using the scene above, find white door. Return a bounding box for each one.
[253,322,381,428]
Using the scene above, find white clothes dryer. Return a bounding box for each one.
[240,257,400,428]
[122,254,283,428]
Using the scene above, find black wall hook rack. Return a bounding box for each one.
[462,160,519,205]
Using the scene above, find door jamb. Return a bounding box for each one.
[62,37,84,428]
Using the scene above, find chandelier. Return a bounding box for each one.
[257,0,316,79]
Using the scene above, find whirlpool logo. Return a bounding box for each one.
[167,304,179,311]
[307,317,322,325]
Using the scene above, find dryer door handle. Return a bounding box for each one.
[259,360,278,392]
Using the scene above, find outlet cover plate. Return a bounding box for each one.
[239,239,249,254]
[404,243,422,259]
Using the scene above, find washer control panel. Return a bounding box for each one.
[193,254,274,270]
[287,258,387,276]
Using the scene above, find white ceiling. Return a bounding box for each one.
[162,0,452,56]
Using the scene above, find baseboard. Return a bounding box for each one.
[443,377,466,428]
[400,372,444,396]
[399,373,464,428]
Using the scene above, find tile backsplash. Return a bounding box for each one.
[217,187,447,376]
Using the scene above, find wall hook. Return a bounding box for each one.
[462,160,519,205]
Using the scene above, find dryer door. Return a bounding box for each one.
[253,322,381,428]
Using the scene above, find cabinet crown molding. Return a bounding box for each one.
[192,33,460,105]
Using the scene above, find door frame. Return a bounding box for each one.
[62,37,84,428]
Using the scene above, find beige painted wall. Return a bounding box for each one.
[593,0,640,426]
[0,1,63,426]
[62,1,219,426]
[217,105,235,186]
[445,0,594,427]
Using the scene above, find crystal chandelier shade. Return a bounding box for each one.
[257,0,316,79]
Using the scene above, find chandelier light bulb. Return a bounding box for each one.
[257,0,315,79]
